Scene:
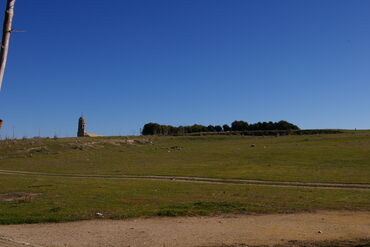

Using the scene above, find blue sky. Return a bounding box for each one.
[0,0,369,138]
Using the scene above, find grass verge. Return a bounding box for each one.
[0,174,369,224]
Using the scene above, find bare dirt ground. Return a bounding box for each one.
[0,211,369,247]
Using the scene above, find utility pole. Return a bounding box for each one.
[0,0,16,131]
[0,0,16,91]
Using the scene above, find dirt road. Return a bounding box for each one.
[0,211,369,247]
[1,169,370,191]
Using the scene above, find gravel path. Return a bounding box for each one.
[0,211,369,247]
[0,169,370,191]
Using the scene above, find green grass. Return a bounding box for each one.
[0,131,369,224]
[0,174,370,224]
[0,131,370,183]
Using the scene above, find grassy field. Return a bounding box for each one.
[1,174,370,224]
[0,131,369,224]
[0,131,369,183]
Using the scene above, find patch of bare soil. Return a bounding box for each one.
[67,138,153,150]
[0,211,369,247]
[0,192,39,203]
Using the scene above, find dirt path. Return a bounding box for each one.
[0,211,369,247]
[1,169,370,191]
[0,239,26,247]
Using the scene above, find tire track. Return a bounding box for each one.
[0,237,43,247]
[0,169,369,191]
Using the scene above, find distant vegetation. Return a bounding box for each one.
[142,120,299,136]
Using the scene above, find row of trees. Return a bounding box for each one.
[142,120,300,135]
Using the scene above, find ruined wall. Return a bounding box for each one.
[77,117,87,137]
[77,117,102,137]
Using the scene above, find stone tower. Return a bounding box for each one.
[77,116,86,137]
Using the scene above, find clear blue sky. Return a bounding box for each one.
[0,0,369,138]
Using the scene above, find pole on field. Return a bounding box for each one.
[0,0,16,130]
[0,0,16,91]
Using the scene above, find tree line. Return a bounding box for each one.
[142,120,300,136]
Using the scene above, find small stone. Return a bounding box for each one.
[318,230,322,234]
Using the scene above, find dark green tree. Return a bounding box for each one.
[142,123,161,135]
[231,120,249,131]
[207,125,216,132]
[222,124,231,132]
[215,125,223,132]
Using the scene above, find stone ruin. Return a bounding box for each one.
[77,117,87,137]
[77,116,102,137]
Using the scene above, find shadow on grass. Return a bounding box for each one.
[204,239,370,247]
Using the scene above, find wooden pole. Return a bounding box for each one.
[0,0,16,91]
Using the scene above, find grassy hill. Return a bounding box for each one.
[0,130,369,183]
[0,130,369,224]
